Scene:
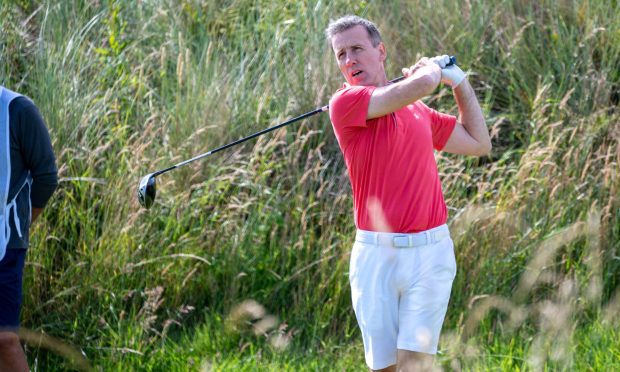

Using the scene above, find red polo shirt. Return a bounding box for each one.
[329,84,456,233]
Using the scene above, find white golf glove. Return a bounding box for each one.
[430,54,465,88]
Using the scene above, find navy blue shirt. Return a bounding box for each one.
[8,97,58,248]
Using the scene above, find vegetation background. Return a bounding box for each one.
[1,0,619,370]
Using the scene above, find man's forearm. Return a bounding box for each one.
[367,60,442,120]
[453,80,491,153]
[367,68,439,119]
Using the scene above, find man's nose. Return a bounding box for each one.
[345,54,355,66]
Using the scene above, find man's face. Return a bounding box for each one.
[331,25,386,86]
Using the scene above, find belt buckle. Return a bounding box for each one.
[393,235,409,248]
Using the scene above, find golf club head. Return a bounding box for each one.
[138,174,156,209]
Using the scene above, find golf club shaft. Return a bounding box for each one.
[152,105,328,177]
[152,56,456,177]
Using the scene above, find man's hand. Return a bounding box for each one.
[430,55,465,87]
[401,57,442,87]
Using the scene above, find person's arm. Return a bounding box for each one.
[430,56,490,156]
[442,79,492,156]
[367,58,441,119]
[17,99,58,218]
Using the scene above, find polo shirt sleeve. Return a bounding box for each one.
[419,102,457,151]
[329,85,375,144]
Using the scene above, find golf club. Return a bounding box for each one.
[138,56,457,209]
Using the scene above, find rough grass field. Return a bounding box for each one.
[1,0,619,370]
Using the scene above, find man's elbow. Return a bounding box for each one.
[476,140,492,156]
[473,119,492,156]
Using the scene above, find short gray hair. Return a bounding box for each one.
[325,15,382,47]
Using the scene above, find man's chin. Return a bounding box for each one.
[347,79,372,87]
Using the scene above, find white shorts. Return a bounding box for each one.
[349,224,457,370]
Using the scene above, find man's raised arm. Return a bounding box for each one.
[433,56,491,156]
[367,58,442,119]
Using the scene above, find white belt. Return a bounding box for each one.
[355,224,450,248]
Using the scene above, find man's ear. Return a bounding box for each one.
[378,42,387,62]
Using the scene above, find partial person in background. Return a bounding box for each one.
[325,15,491,371]
[0,86,58,372]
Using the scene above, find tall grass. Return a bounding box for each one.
[1,0,618,370]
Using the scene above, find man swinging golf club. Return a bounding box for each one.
[325,15,491,371]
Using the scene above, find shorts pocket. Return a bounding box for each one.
[417,238,457,292]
